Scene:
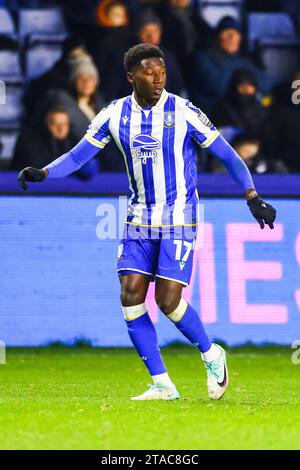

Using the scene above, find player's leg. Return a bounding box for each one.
[155,233,228,400]
[155,277,211,356]
[117,236,179,400]
[120,273,167,381]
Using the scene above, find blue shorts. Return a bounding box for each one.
[117,225,197,286]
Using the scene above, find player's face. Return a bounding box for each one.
[129,57,166,105]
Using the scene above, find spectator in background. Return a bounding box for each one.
[158,0,213,88]
[24,36,91,114]
[210,68,288,174]
[12,107,76,170]
[91,0,131,101]
[211,69,268,140]
[192,16,274,112]
[136,11,185,96]
[261,72,300,173]
[45,56,105,140]
[95,0,129,27]
[12,106,99,179]
[211,133,288,174]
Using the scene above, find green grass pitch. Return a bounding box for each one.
[0,345,299,450]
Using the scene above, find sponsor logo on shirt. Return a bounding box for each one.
[198,110,214,128]
[131,134,161,164]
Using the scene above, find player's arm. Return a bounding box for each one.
[207,135,276,229]
[18,138,101,189]
[185,102,276,229]
[18,103,114,190]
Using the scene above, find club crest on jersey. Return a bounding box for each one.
[164,111,175,128]
[131,134,161,164]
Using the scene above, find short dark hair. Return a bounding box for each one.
[124,43,164,72]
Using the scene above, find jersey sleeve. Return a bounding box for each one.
[185,101,219,148]
[84,101,115,149]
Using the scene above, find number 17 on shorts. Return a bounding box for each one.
[156,237,196,286]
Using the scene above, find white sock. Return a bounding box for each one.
[201,343,220,362]
[152,372,174,388]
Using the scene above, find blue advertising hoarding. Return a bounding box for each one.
[0,196,299,346]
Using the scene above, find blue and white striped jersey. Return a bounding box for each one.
[85,89,219,227]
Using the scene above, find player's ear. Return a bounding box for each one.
[127,72,133,84]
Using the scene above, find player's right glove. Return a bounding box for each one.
[18,167,46,190]
[247,196,276,229]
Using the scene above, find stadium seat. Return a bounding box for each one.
[26,43,62,79]
[0,8,16,38]
[259,40,300,82]
[0,88,23,129]
[248,13,297,49]
[19,8,68,44]
[0,50,23,83]
[199,1,242,27]
[0,129,18,162]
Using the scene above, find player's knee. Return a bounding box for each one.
[121,283,144,307]
[155,291,181,315]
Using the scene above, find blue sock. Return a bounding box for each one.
[124,309,166,376]
[169,300,211,353]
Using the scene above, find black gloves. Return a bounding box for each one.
[18,167,46,190]
[247,196,276,229]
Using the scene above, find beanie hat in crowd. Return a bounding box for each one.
[216,16,242,34]
[136,10,162,32]
[70,56,99,84]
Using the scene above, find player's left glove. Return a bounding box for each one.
[247,196,276,229]
[18,167,46,190]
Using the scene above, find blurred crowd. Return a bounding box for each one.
[1,0,300,175]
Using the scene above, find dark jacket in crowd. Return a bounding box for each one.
[11,122,78,171]
[11,118,102,179]
[46,88,105,140]
[261,91,300,172]
[192,45,274,112]
[211,69,268,139]
[91,27,132,102]
[158,1,214,86]
[160,46,184,96]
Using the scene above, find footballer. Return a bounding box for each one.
[18,44,276,401]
